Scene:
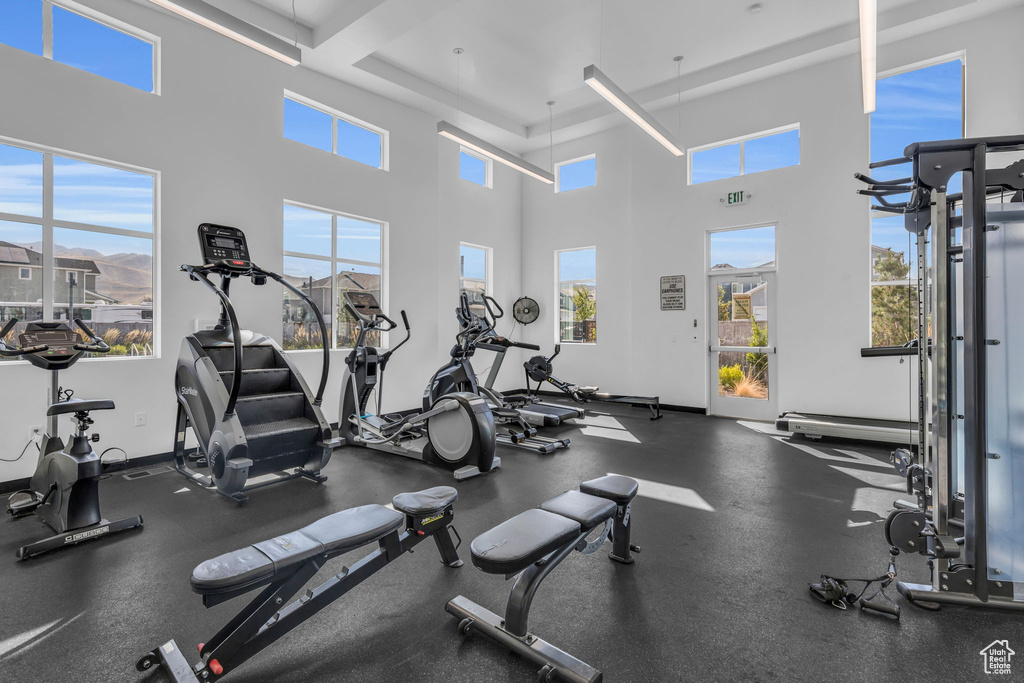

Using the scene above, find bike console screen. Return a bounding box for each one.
[19,323,84,369]
[198,224,252,271]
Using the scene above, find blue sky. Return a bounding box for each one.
[692,129,800,185]
[559,157,596,192]
[460,244,486,279]
[709,226,775,269]
[284,99,383,169]
[460,152,487,186]
[283,205,382,263]
[1,0,152,92]
[559,248,596,282]
[871,59,963,258]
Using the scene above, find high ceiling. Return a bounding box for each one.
[158,0,1020,152]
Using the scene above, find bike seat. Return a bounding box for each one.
[47,398,116,416]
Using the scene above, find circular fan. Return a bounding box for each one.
[512,297,540,325]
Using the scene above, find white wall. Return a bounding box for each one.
[0,0,523,482]
[520,5,1024,417]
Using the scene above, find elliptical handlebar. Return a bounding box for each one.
[0,318,45,356]
[72,319,110,354]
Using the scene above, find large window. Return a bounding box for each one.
[283,94,388,170]
[869,57,963,347]
[459,243,490,317]
[557,247,596,343]
[282,203,385,350]
[689,126,799,185]
[459,149,492,188]
[0,1,156,93]
[555,155,597,193]
[0,140,156,360]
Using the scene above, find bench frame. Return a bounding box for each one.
[447,489,637,683]
[138,505,462,682]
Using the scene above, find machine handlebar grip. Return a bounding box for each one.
[0,318,17,341]
[74,319,110,353]
[513,341,541,351]
[860,599,900,618]
[401,310,410,330]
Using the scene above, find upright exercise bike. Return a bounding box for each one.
[1,318,144,559]
[339,291,498,480]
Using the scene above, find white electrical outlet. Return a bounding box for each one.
[135,412,147,427]
[671,334,678,343]
[29,425,42,442]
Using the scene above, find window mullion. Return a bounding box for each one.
[332,116,338,156]
[42,154,53,322]
[330,215,338,350]
[739,140,745,176]
[42,1,53,59]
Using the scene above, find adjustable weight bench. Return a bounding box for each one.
[446,475,640,683]
[137,486,462,682]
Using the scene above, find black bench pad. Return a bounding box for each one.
[539,491,615,531]
[471,509,581,575]
[191,504,403,594]
[47,398,115,415]
[393,486,458,516]
[580,475,638,505]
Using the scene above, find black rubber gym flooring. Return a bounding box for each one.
[2,403,1023,682]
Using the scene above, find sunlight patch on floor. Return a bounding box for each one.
[0,613,82,660]
[577,414,641,443]
[609,473,714,512]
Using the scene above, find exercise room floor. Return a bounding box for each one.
[2,402,1022,682]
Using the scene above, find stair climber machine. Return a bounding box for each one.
[425,293,571,454]
[339,291,499,480]
[174,224,340,504]
[1,319,143,559]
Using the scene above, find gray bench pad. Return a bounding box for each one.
[580,475,638,505]
[191,504,404,594]
[539,491,616,531]
[392,486,458,516]
[470,509,581,575]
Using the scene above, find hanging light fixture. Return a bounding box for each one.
[859,0,877,113]
[437,48,554,184]
[583,65,684,156]
[149,0,301,65]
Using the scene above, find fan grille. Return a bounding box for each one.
[513,297,540,325]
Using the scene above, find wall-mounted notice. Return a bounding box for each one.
[660,275,686,310]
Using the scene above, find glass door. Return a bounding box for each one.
[708,272,777,420]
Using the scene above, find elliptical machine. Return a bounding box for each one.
[425,293,570,454]
[1,318,144,559]
[339,291,498,480]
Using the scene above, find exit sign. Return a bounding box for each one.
[721,190,750,206]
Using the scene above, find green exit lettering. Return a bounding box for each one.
[728,191,745,205]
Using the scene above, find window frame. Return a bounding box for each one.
[554,154,597,194]
[24,0,162,94]
[687,124,800,185]
[18,268,32,280]
[555,246,598,345]
[458,242,492,300]
[0,134,160,362]
[283,91,390,171]
[281,199,387,352]
[868,53,965,346]
[459,148,493,188]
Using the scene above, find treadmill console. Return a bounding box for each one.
[198,224,253,272]
[19,322,84,370]
[344,291,383,321]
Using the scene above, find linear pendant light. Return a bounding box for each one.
[437,121,555,184]
[583,64,684,156]
[149,0,301,66]
[859,0,876,113]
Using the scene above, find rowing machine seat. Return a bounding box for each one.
[191,504,403,595]
[470,508,580,575]
[392,486,458,516]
